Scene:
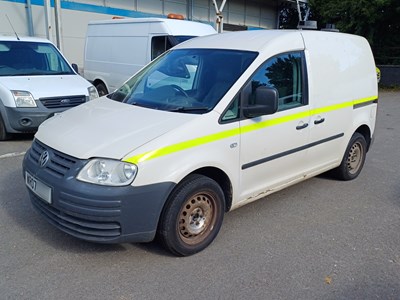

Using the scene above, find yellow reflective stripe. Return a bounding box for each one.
[125,127,241,164]
[125,111,310,164]
[240,110,310,134]
[124,95,377,164]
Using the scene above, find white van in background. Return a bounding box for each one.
[83,17,217,96]
[0,36,98,141]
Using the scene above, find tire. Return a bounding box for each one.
[157,174,225,256]
[95,82,108,97]
[0,114,11,141]
[332,132,367,181]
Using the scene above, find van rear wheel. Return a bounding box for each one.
[332,132,367,180]
[158,174,225,256]
[95,82,108,97]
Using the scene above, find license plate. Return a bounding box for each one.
[25,171,52,204]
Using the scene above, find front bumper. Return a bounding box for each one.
[3,94,88,133]
[4,106,57,133]
[22,139,175,243]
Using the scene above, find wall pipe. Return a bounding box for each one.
[43,0,52,41]
[54,0,63,51]
[25,0,34,36]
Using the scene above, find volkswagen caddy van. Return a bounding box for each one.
[23,30,378,256]
[0,36,98,140]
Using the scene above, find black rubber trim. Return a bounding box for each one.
[353,99,378,109]
[242,133,344,170]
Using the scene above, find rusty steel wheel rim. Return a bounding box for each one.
[347,141,364,175]
[178,192,218,245]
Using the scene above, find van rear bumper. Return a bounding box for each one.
[22,139,175,244]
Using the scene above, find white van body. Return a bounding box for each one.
[23,30,378,256]
[83,18,217,95]
[0,36,98,140]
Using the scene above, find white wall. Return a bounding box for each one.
[0,1,112,68]
[0,0,278,70]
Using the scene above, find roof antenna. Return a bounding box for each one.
[6,14,20,40]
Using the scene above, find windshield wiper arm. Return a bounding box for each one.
[168,106,209,113]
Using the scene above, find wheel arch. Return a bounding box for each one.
[191,167,233,212]
[166,166,233,213]
[355,124,372,151]
[93,79,109,95]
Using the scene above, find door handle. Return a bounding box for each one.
[296,122,309,130]
[314,118,325,125]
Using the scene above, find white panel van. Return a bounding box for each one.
[83,18,217,96]
[23,30,378,256]
[0,36,98,140]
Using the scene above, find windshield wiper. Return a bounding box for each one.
[168,106,209,113]
[130,101,159,109]
[54,71,74,75]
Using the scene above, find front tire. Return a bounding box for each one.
[0,114,11,141]
[332,132,367,180]
[158,174,225,256]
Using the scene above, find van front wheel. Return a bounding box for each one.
[333,132,367,180]
[158,174,225,256]
[0,115,11,141]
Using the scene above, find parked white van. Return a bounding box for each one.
[0,36,98,140]
[83,17,217,96]
[23,30,378,256]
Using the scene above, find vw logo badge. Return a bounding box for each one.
[39,151,50,168]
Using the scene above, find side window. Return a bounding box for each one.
[151,36,173,60]
[221,95,240,121]
[245,52,306,111]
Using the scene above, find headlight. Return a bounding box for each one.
[88,86,99,100]
[11,90,37,107]
[77,159,138,186]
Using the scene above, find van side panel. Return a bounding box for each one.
[302,31,377,106]
[84,22,151,92]
[302,31,378,174]
[84,19,216,94]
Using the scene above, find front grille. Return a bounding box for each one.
[40,95,86,108]
[31,193,121,240]
[29,139,77,178]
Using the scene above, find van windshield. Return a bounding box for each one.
[0,41,74,76]
[109,49,258,113]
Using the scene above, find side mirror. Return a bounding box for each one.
[71,63,79,74]
[243,86,278,118]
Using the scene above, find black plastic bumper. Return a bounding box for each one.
[22,139,175,243]
[4,106,59,133]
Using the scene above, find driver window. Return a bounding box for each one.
[151,36,173,60]
[246,52,306,111]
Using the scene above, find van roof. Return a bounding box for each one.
[173,30,301,52]
[88,18,217,36]
[89,17,205,25]
[174,29,355,53]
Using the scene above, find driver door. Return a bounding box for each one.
[238,52,311,204]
